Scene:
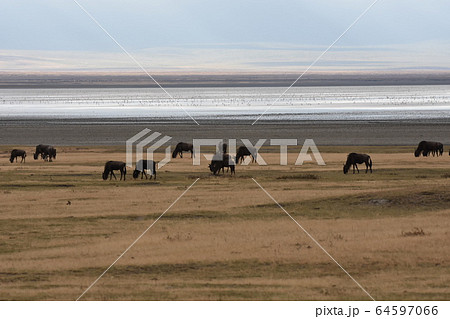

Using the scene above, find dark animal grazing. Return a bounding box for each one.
[209,153,235,175]
[414,141,443,157]
[428,142,443,157]
[42,147,57,161]
[10,149,27,163]
[235,146,257,164]
[33,144,56,162]
[33,144,48,160]
[172,142,194,158]
[133,160,157,180]
[437,142,444,156]
[343,153,372,174]
[219,142,228,154]
[102,161,126,181]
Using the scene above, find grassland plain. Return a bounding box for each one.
[0,146,449,300]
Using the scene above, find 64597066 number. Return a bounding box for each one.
[375,306,438,316]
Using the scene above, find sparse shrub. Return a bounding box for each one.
[402,227,426,237]
[368,198,390,206]
[333,234,344,240]
[166,232,193,241]
[277,174,320,180]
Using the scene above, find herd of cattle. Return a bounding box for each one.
[7,140,449,180]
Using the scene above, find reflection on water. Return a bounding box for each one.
[1,85,450,121]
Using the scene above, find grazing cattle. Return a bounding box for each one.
[9,149,27,163]
[343,153,372,174]
[209,153,235,175]
[133,160,157,180]
[102,161,126,181]
[33,144,56,162]
[414,141,443,157]
[172,142,194,158]
[235,146,257,164]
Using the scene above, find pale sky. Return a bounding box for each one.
[1,0,449,72]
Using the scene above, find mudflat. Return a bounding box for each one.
[1,118,450,146]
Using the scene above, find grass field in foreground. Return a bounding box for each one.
[0,146,449,300]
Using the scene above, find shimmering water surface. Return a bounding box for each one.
[1,85,449,121]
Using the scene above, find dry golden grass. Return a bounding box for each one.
[0,146,449,300]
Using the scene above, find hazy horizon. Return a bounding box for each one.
[1,0,449,73]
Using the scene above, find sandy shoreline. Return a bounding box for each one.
[1,118,450,146]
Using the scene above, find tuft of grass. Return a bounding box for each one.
[402,227,426,237]
[236,174,253,179]
[277,174,320,180]
[248,189,450,220]
[165,232,193,241]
